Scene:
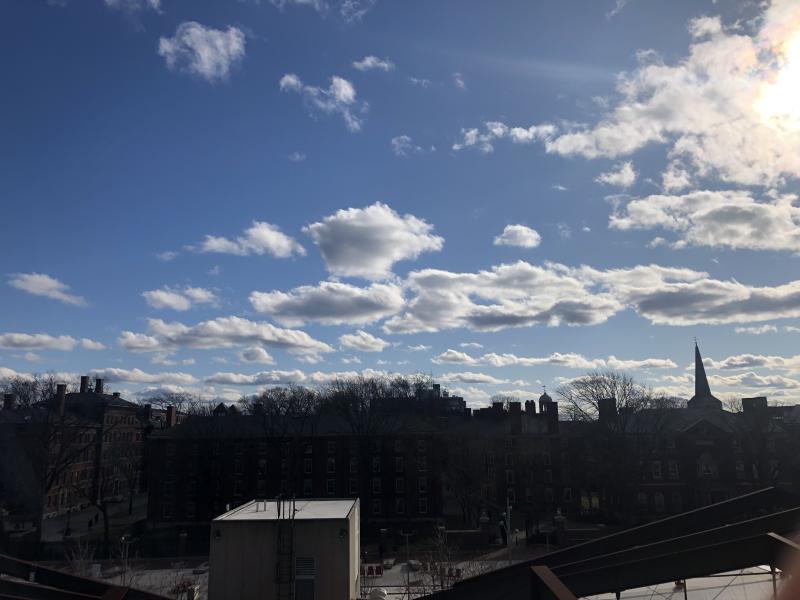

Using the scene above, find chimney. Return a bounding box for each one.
[166,405,177,428]
[94,378,104,395]
[54,384,67,417]
[112,392,120,398]
[742,396,768,418]
[598,397,618,424]
[524,400,536,415]
[80,376,89,394]
[3,393,16,411]
[509,401,522,434]
[144,404,153,422]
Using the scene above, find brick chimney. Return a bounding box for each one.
[166,405,177,428]
[80,376,89,394]
[3,393,16,411]
[509,401,522,434]
[143,404,153,422]
[598,397,618,424]
[112,392,120,398]
[54,383,66,417]
[544,401,559,434]
[94,378,104,395]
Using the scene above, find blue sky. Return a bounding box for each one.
[3,0,800,405]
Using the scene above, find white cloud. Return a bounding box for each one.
[552,184,568,192]
[544,2,800,187]
[453,72,466,90]
[408,77,431,88]
[595,161,637,188]
[158,22,246,83]
[156,251,179,262]
[439,371,508,385]
[353,56,394,72]
[304,202,443,280]
[239,346,275,365]
[0,333,104,352]
[432,349,478,365]
[493,225,542,249]
[89,367,198,386]
[122,316,334,357]
[8,273,86,306]
[249,280,403,326]
[340,0,376,22]
[610,190,800,252]
[269,0,326,11]
[391,135,425,156]
[143,286,218,311]
[735,325,778,335]
[460,342,483,349]
[205,368,388,387]
[199,221,305,258]
[606,0,628,19]
[280,73,366,131]
[407,344,430,352]
[288,152,307,162]
[339,330,390,352]
[452,121,556,153]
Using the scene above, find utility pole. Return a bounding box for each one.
[401,530,413,599]
[506,495,513,565]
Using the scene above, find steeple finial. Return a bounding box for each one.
[689,341,721,410]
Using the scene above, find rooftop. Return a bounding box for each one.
[214,498,357,522]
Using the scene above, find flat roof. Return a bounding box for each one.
[214,498,357,522]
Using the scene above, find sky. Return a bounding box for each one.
[3,0,800,406]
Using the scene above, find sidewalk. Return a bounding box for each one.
[42,494,148,542]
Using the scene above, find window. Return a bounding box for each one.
[505,469,515,485]
[304,443,313,455]
[162,502,173,519]
[654,492,665,513]
[395,498,406,515]
[349,478,358,494]
[732,439,742,454]
[327,441,336,454]
[543,453,551,466]
[258,442,267,455]
[417,439,427,453]
[303,479,312,496]
[327,457,336,474]
[418,477,427,494]
[372,456,381,473]
[652,461,662,480]
[545,469,552,483]
[185,502,196,519]
[395,477,405,494]
[544,487,553,503]
[418,497,428,514]
[372,477,381,494]
[736,460,746,480]
[258,458,267,477]
[766,438,776,452]
[234,443,243,455]
[507,488,515,503]
[666,438,676,451]
[394,439,403,453]
[563,487,573,502]
[672,490,683,512]
[349,456,358,473]
[395,457,404,473]
[326,479,335,496]
[233,478,243,496]
[668,460,679,480]
[372,499,382,515]
[304,457,313,474]
[637,492,648,509]
[418,456,427,472]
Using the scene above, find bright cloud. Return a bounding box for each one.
[452,121,556,153]
[339,330,390,352]
[735,325,778,335]
[239,346,276,365]
[8,273,86,306]
[391,135,425,156]
[493,225,542,249]
[304,203,443,280]
[249,281,403,326]
[280,73,366,131]
[143,286,218,311]
[199,221,305,258]
[89,368,198,386]
[595,161,637,188]
[353,55,394,71]
[0,333,104,352]
[158,22,246,83]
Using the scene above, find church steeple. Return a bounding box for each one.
[688,342,722,410]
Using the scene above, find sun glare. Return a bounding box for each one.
[757,31,800,130]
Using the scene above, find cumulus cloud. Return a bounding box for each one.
[104,0,160,12]
[339,330,390,352]
[493,225,542,249]
[452,121,556,153]
[198,221,305,258]
[304,203,443,280]
[453,72,466,90]
[89,368,198,386]
[158,22,246,83]
[205,368,386,387]
[439,371,508,385]
[595,161,637,188]
[407,344,430,352]
[353,55,394,72]
[143,286,218,311]
[735,325,778,335]
[0,333,104,352]
[120,316,334,357]
[250,280,403,326]
[431,349,478,365]
[383,259,800,334]
[8,273,86,306]
[391,135,426,156]
[280,73,366,131]
[460,342,483,349]
[433,348,675,370]
[340,0,376,22]
[610,190,800,252]
[288,152,307,162]
[239,346,275,364]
